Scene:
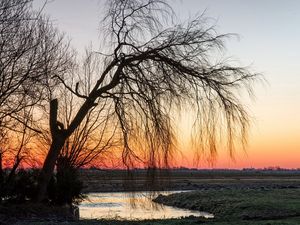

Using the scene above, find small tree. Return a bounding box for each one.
[37,0,258,201]
[0,106,37,201]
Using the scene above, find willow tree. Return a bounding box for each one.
[37,0,257,201]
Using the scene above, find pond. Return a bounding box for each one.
[79,191,213,220]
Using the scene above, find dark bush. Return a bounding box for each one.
[12,169,39,202]
[47,166,84,205]
[0,166,84,205]
[0,169,39,203]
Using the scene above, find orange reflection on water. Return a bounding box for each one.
[79,191,213,220]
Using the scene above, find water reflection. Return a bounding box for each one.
[79,191,213,220]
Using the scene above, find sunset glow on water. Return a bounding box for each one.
[79,192,213,220]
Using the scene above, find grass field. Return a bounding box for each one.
[18,188,300,225]
[154,188,300,224]
[3,170,300,225]
[80,169,300,193]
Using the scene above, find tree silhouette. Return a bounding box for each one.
[0,107,35,196]
[0,0,73,202]
[0,0,72,132]
[36,0,257,201]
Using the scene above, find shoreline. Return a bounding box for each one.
[2,172,300,224]
[153,188,300,222]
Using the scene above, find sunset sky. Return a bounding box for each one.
[33,0,300,169]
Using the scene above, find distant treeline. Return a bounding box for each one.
[80,167,300,178]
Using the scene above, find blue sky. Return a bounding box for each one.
[33,0,300,168]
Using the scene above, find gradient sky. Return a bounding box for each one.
[33,0,300,169]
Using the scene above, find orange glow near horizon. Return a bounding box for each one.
[24,0,300,170]
[173,130,300,170]
[3,121,299,170]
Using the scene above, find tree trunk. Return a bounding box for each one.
[35,136,66,202]
[35,99,63,202]
[36,98,96,202]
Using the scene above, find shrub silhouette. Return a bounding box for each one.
[1,166,83,205]
[0,169,39,203]
[47,157,84,205]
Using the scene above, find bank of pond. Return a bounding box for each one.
[78,188,300,224]
[79,191,213,220]
[1,188,300,224]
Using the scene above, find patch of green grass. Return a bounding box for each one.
[153,188,300,221]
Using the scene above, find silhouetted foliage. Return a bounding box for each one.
[0,169,39,203]
[0,168,83,205]
[47,157,84,205]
